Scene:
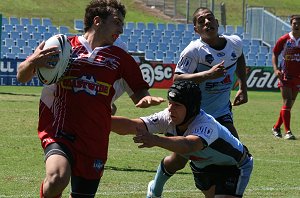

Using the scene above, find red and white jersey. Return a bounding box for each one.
[273,32,300,78]
[38,35,149,161]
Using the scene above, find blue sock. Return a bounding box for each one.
[151,160,173,196]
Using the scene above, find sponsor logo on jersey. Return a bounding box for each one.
[205,74,232,89]
[231,51,237,61]
[148,114,159,124]
[61,75,111,96]
[177,56,192,71]
[205,54,214,64]
[217,52,225,57]
[193,126,213,138]
[93,159,104,173]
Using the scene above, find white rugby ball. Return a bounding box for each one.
[37,34,72,85]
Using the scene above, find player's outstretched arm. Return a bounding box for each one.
[131,89,165,108]
[17,41,60,83]
[111,116,147,135]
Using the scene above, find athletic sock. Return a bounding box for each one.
[273,112,283,129]
[281,105,291,132]
[151,160,174,196]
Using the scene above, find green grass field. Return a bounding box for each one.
[0,86,300,197]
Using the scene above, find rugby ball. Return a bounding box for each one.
[37,34,72,85]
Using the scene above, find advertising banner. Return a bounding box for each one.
[0,58,279,91]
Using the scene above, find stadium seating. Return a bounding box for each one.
[74,19,84,32]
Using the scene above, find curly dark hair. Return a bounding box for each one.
[84,0,126,32]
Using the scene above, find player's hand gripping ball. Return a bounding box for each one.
[37,34,72,85]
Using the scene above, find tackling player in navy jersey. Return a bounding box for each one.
[112,80,253,197]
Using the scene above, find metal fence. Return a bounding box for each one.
[246,7,291,47]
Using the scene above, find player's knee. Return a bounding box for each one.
[163,155,187,173]
[45,171,70,193]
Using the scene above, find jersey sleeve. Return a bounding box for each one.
[175,40,200,74]
[227,35,243,57]
[188,122,219,146]
[140,108,176,135]
[118,48,149,93]
[273,34,289,56]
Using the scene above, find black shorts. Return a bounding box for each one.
[44,143,100,197]
[215,113,233,125]
[190,162,243,197]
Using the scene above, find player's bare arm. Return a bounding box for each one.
[134,130,204,154]
[272,53,283,79]
[17,41,60,83]
[111,116,146,135]
[173,61,226,83]
[233,54,248,106]
[131,89,165,108]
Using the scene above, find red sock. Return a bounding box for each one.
[281,105,291,132]
[40,181,44,198]
[40,181,62,198]
[274,112,283,129]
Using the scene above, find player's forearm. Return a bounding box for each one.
[17,60,36,83]
[154,136,199,154]
[173,72,211,84]
[111,116,142,135]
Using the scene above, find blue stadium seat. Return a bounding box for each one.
[137,42,147,53]
[1,31,9,40]
[132,29,142,36]
[59,26,69,34]
[150,35,160,43]
[120,35,130,43]
[165,51,175,60]
[242,32,251,39]
[266,59,272,66]
[167,23,176,31]
[140,35,150,43]
[48,26,58,34]
[43,32,53,40]
[130,35,140,43]
[173,30,182,37]
[3,24,14,32]
[127,42,137,53]
[257,53,267,60]
[25,25,37,33]
[171,36,180,44]
[242,39,251,46]
[155,50,164,61]
[9,17,19,25]
[142,29,152,37]
[174,56,180,64]
[11,46,21,55]
[161,36,171,44]
[31,18,41,26]
[259,46,269,54]
[147,42,157,51]
[157,23,166,30]
[178,43,188,52]
[183,30,193,38]
[123,28,132,36]
[126,22,135,29]
[42,18,52,26]
[1,46,10,58]
[136,22,146,30]
[225,25,235,35]
[20,31,31,40]
[14,24,25,32]
[158,43,168,51]
[145,50,155,61]
[181,37,191,45]
[16,38,26,47]
[168,43,178,52]
[37,25,47,33]
[20,17,30,26]
[218,25,225,34]
[256,59,266,66]
[152,29,163,37]
[2,17,9,25]
[17,53,28,60]
[247,52,256,60]
[243,45,250,55]
[4,38,15,46]
[6,53,17,59]
[22,46,33,55]
[27,39,38,48]
[187,24,194,32]
[163,30,172,37]
[163,57,173,64]
[250,39,261,46]
[74,19,84,32]
[249,45,259,54]
[177,24,186,31]
[246,59,256,66]
[235,25,244,36]
[10,32,20,40]
[147,22,156,30]
[32,32,43,40]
